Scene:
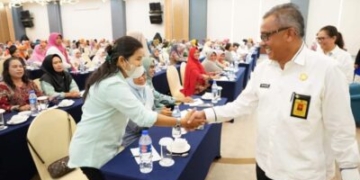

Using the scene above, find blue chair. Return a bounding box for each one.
[350,83,360,126]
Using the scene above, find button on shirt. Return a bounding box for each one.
[204,43,359,180]
[68,72,157,169]
[326,45,354,84]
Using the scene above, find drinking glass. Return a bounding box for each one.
[159,137,174,167]
[37,96,49,112]
[172,126,182,139]
[0,109,7,131]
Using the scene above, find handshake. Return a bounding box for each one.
[179,109,207,131]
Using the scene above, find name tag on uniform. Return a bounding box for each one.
[290,92,311,119]
[260,83,270,88]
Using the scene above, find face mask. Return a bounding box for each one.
[125,60,136,77]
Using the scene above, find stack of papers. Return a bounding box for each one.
[184,98,204,106]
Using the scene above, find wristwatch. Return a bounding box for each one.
[175,117,181,127]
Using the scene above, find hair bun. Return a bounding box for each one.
[105,45,113,56]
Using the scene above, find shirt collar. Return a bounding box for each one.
[268,42,306,66]
[325,45,340,57]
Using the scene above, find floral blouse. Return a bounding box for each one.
[0,81,43,112]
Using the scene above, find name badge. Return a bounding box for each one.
[260,83,270,88]
[290,92,311,120]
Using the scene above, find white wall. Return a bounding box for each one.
[125,0,164,40]
[60,0,112,41]
[306,0,360,56]
[207,0,290,43]
[22,3,50,40]
[338,0,360,56]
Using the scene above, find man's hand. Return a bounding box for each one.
[181,109,207,131]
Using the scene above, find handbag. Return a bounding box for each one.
[27,113,75,179]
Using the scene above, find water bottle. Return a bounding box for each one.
[29,90,38,116]
[139,130,153,173]
[172,106,182,138]
[79,60,85,72]
[211,80,218,104]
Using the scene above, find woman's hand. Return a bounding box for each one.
[19,105,30,111]
[66,91,81,98]
[160,107,172,116]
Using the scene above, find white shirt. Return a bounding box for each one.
[325,45,354,84]
[204,43,360,180]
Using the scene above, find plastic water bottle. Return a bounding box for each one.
[139,130,153,173]
[172,106,182,138]
[211,80,218,104]
[79,61,85,72]
[29,90,38,116]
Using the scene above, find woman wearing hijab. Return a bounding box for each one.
[46,32,73,70]
[202,49,223,73]
[169,44,186,65]
[92,48,106,67]
[143,57,192,109]
[122,66,156,147]
[40,54,80,99]
[216,50,229,69]
[70,49,85,70]
[126,31,151,57]
[182,47,214,96]
[28,44,47,67]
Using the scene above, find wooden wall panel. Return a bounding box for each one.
[164,0,189,41]
[0,7,11,43]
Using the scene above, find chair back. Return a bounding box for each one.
[27,109,81,180]
[180,62,186,85]
[350,83,360,95]
[0,59,5,75]
[166,65,185,99]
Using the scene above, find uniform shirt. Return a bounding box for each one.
[325,45,354,84]
[68,71,157,169]
[204,43,360,180]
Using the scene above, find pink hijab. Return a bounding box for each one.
[30,44,47,62]
[47,32,70,64]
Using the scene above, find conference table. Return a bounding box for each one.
[101,97,227,180]
[238,56,256,89]
[213,67,246,102]
[0,98,84,180]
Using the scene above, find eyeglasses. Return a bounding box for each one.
[316,37,329,41]
[260,27,291,41]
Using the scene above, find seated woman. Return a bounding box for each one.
[122,67,156,147]
[46,32,73,70]
[169,44,186,65]
[28,42,47,68]
[70,49,86,70]
[202,49,223,73]
[216,50,229,69]
[92,48,106,67]
[0,57,42,112]
[142,56,193,109]
[182,47,213,96]
[40,54,80,99]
